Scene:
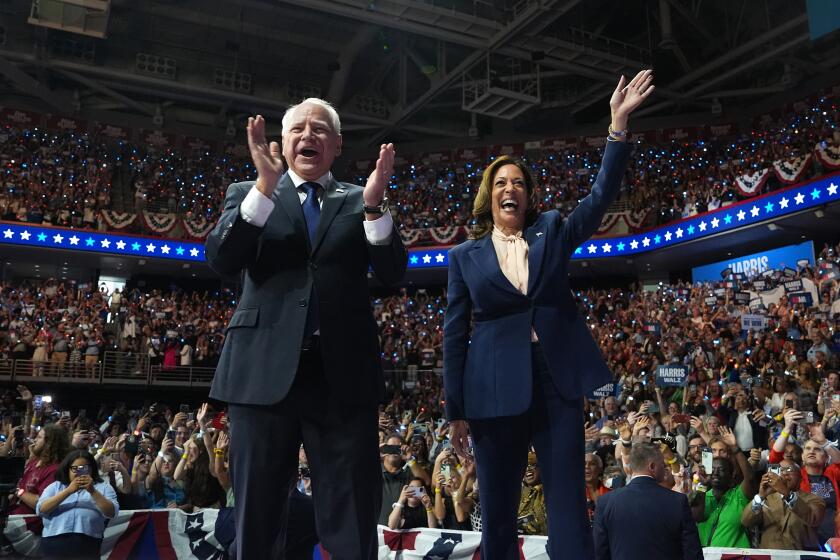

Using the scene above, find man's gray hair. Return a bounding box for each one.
[282,97,341,136]
[628,442,662,473]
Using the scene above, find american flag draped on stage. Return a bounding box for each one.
[3,516,839,559]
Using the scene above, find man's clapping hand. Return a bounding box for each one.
[247,116,285,197]
[363,144,395,208]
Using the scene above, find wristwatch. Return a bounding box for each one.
[363,199,388,215]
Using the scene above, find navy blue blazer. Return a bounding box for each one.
[443,140,630,421]
[592,476,703,560]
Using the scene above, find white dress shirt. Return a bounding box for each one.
[238,169,393,245]
[735,410,754,451]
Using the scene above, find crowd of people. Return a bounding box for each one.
[1,92,837,244]
[0,237,836,555]
[0,281,236,377]
[370,242,840,554]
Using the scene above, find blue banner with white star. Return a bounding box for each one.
[0,223,205,262]
[0,173,837,268]
[569,172,839,260]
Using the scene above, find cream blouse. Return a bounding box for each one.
[490,225,538,341]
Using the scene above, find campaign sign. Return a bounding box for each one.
[590,383,615,399]
[692,241,815,283]
[742,314,768,331]
[783,279,804,292]
[753,280,767,291]
[734,291,751,304]
[656,365,689,387]
[788,292,813,307]
[704,296,717,306]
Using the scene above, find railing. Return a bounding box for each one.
[383,368,442,392]
[101,351,150,385]
[4,353,212,389]
[1,355,439,392]
[149,364,215,388]
[12,359,102,384]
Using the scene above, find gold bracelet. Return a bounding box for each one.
[425,507,434,513]
[213,449,225,457]
[434,488,441,495]
[181,453,188,460]
[781,430,790,438]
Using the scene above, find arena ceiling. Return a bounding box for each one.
[0,0,838,149]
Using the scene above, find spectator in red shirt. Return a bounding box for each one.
[9,423,71,515]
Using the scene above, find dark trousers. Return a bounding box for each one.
[228,348,381,560]
[469,343,591,560]
[39,533,102,560]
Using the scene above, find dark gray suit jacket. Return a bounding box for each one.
[205,174,407,406]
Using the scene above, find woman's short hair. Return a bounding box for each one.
[55,450,103,486]
[469,155,540,239]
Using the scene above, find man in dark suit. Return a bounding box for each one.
[205,99,407,559]
[593,442,703,560]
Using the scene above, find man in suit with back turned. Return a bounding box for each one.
[593,442,703,560]
[205,98,407,559]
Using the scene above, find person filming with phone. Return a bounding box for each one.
[36,450,119,560]
[740,459,824,550]
[387,478,435,530]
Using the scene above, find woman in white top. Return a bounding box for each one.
[36,450,119,560]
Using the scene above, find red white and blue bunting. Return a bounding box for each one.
[399,228,424,246]
[773,153,812,184]
[428,226,464,245]
[735,168,771,196]
[596,210,651,236]
[99,210,137,230]
[182,214,215,239]
[816,140,840,169]
[2,512,837,559]
[141,211,178,234]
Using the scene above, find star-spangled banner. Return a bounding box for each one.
[0,223,205,262]
[1,173,836,269]
[407,248,449,269]
[570,172,840,260]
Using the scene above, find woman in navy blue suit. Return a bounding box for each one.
[443,70,655,560]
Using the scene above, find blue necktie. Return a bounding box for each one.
[300,182,321,246]
[300,182,321,336]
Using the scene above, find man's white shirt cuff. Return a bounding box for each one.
[364,211,393,245]
[240,183,393,244]
[239,186,275,227]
